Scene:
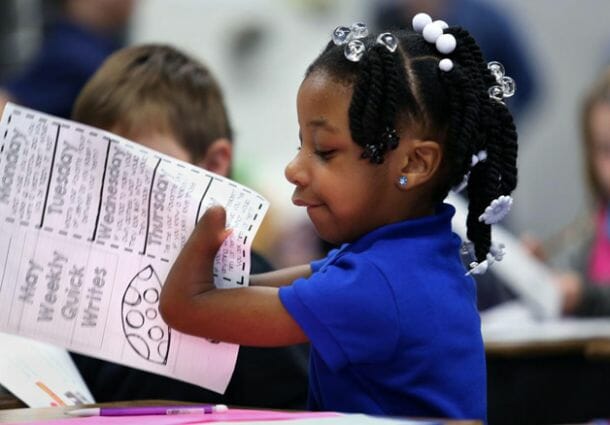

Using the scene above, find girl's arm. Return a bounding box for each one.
[250,265,312,288]
[159,206,308,347]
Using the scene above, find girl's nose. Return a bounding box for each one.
[284,150,308,186]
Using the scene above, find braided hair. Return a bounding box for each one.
[305,27,518,265]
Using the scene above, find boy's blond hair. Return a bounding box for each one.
[72,44,232,163]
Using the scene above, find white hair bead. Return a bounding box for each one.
[414,12,457,72]
[434,19,449,30]
[412,13,432,33]
[423,22,443,43]
[436,33,456,54]
[439,58,453,72]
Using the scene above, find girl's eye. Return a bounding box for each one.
[314,149,336,160]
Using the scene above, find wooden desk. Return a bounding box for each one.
[481,304,610,424]
[486,338,610,425]
[0,393,26,410]
[0,401,482,424]
[486,336,610,357]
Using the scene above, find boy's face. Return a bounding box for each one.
[114,127,193,164]
[590,102,610,199]
[285,71,406,245]
[113,125,232,178]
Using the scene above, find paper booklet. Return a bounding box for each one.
[0,103,269,401]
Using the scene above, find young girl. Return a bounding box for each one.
[160,14,518,420]
[549,67,610,316]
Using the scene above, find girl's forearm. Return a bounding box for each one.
[159,206,309,345]
[249,264,312,287]
[159,206,229,327]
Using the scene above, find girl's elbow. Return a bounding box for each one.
[159,291,203,336]
[159,291,183,330]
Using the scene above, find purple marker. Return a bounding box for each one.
[67,404,228,417]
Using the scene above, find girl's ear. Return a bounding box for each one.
[396,140,442,190]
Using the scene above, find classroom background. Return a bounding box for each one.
[3,2,610,424]
[132,0,610,248]
[3,0,610,258]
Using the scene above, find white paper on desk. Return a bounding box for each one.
[481,301,610,344]
[0,103,269,394]
[447,192,561,319]
[0,332,94,407]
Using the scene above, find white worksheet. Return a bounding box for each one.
[0,103,269,394]
[0,332,94,407]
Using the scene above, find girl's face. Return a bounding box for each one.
[285,71,407,245]
[589,101,610,199]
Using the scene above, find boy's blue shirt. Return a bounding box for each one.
[279,203,486,420]
[3,19,120,119]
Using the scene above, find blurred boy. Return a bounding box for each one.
[1,0,134,117]
[70,44,309,408]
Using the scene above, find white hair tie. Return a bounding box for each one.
[412,12,456,72]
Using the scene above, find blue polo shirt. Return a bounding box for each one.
[279,204,486,420]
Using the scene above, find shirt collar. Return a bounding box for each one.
[345,203,456,253]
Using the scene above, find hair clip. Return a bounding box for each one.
[471,150,487,167]
[439,58,453,72]
[361,143,384,164]
[332,26,352,45]
[332,22,369,62]
[436,33,456,54]
[412,13,432,33]
[411,13,456,72]
[332,22,368,45]
[381,126,399,149]
[452,150,488,193]
[453,174,469,193]
[478,195,513,224]
[466,242,505,275]
[345,39,366,62]
[360,126,400,164]
[350,22,368,39]
[487,61,516,103]
[423,21,444,43]
[376,32,398,53]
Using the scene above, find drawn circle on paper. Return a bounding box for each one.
[138,266,154,281]
[123,287,142,306]
[122,265,171,365]
[126,334,151,360]
[143,288,159,304]
[157,340,169,359]
[148,326,164,341]
[126,310,145,329]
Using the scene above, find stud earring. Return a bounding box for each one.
[398,175,408,187]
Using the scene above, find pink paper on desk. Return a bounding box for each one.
[4,409,342,425]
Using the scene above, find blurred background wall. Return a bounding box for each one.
[2,0,610,247]
[128,0,610,242]
[0,0,44,81]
